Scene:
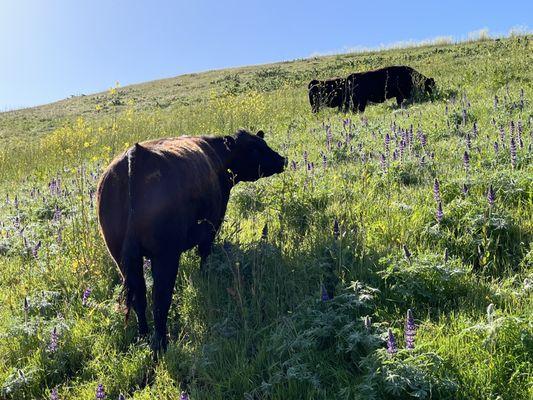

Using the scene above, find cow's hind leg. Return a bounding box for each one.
[151,253,179,353]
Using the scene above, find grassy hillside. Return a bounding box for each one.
[0,36,531,399]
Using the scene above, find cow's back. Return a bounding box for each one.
[97,136,225,264]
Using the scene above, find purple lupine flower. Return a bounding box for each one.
[290,160,297,170]
[465,134,471,150]
[472,122,478,138]
[420,132,427,147]
[48,327,58,353]
[399,140,406,159]
[384,133,391,154]
[50,387,58,400]
[510,137,517,168]
[463,151,470,172]
[322,153,327,169]
[333,219,340,240]
[493,95,498,109]
[510,121,515,137]
[96,383,106,399]
[403,244,411,261]
[461,108,467,125]
[364,315,372,330]
[82,288,92,306]
[393,149,399,161]
[493,141,499,154]
[307,162,314,171]
[53,206,62,223]
[517,121,524,148]
[321,285,330,302]
[386,328,397,355]
[405,309,416,350]
[32,241,41,259]
[419,155,425,167]
[180,392,189,400]
[487,185,496,208]
[462,183,469,196]
[380,153,387,171]
[436,202,443,223]
[303,151,308,164]
[433,178,441,202]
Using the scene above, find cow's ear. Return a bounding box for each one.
[224,135,236,150]
[257,130,265,138]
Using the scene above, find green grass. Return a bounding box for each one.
[0,35,532,399]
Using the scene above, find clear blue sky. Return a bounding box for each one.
[0,0,530,110]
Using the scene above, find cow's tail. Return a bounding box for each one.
[120,143,144,321]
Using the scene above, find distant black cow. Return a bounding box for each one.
[308,77,348,113]
[97,130,286,352]
[346,66,435,112]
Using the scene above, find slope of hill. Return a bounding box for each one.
[0,36,531,400]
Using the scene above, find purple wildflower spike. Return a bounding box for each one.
[436,202,443,223]
[405,309,416,350]
[433,178,441,202]
[463,151,470,172]
[326,127,332,151]
[303,151,308,164]
[472,122,478,138]
[50,387,58,400]
[322,153,327,169]
[487,185,495,208]
[48,327,58,353]
[384,133,391,154]
[96,383,106,399]
[82,288,92,306]
[290,160,297,170]
[510,137,517,168]
[380,153,387,171]
[180,392,189,400]
[32,241,41,259]
[493,141,499,154]
[118,395,125,400]
[462,183,469,196]
[461,108,467,125]
[465,134,471,150]
[386,328,398,355]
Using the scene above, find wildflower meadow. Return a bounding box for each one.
[0,36,531,399]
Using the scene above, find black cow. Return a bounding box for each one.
[308,77,348,113]
[97,130,286,352]
[346,66,435,112]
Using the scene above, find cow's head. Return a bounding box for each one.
[225,130,286,182]
[425,77,436,94]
